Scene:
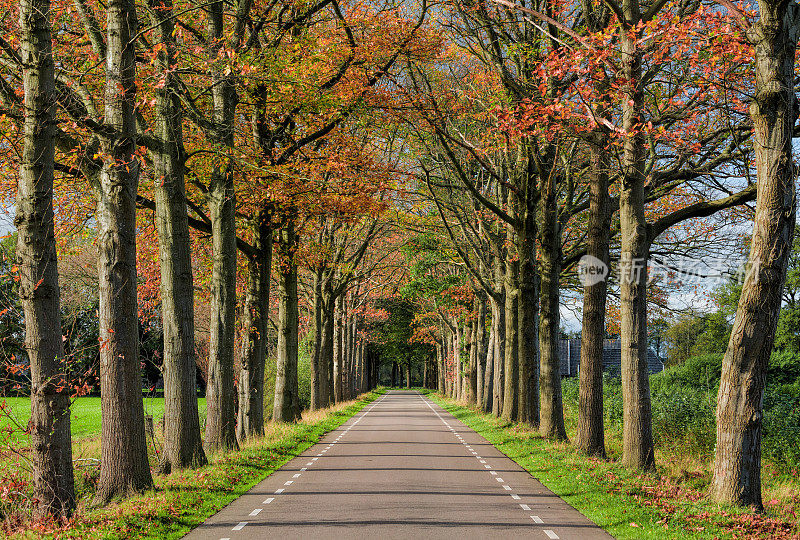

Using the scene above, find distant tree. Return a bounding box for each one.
[648,318,669,361]
[664,313,707,366]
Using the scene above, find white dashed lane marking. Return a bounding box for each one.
[232,522,247,531]
[263,497,274,504]
[249,508,262,516]
[419,394,565,539]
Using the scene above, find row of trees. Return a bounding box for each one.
[2,0,432,519]
[392,0,798,511]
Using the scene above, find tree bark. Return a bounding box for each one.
[491,292,505,416]
[619,10,655,469]
[502,255,519,422]
[94,0,154,502]
[436,343,445,393]
[538,174,567,440]
[236,214,272,439]
[518,218,539,426]
[712,1,799,508]
[203,0,239,455]
[333,292,343,402]
[358,340,367,393]
[465,321,476,403]
[273,218,301,422]
[310,271,324,409]
[576,131,611,458]
[149,0,206,473]
[476,294,487,407]
[310,273,334,409]
[453,325,462,400]
[483,322,495,412]
[17,0,75,513]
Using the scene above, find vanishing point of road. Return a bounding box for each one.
[185,390,613,540]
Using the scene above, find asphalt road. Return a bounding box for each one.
[184,390,613,540]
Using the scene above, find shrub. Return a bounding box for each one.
[768,350,800,386]
[563,360,800,472]
[763,386,800,470]
[651,354,723,393]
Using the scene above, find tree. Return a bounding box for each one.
[273,215,301,422]
[148,0,206,473]
[713,0,800,509]
[93,0,154,503]
[17,0,75,513]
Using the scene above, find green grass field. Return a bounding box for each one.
[0,397,207,441]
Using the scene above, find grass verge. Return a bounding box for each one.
[7,389,384,540]
[428,393,799,540]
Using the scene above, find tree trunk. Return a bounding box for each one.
[502,256,519,422]
[94,0,154,503]
[619,15,655,470]
[436,343,445,393]
[203,0,239,455]
[333,293,343,402]
[310,271,324,409]
[538,176,567,440]
[320,295,332,401]
[149,0,206,473]
[406,363,411,388]
[576,130,611,458]
[236,214,272,440]
[476,294,487,407]
[453,325,462,400]
[323,291,335,403]
[273,218,301,422]
[483,321,495,412]
[492,292,505,416]
[345,299,355,399]
[518,217,539,427]
[712,2,798,508]
[465,321,476,403]
[204,181,238,451]
[17,0,75,513]
[350,305,358,398]
[359,340,367,393]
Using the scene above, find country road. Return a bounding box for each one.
[184,391,613,540]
